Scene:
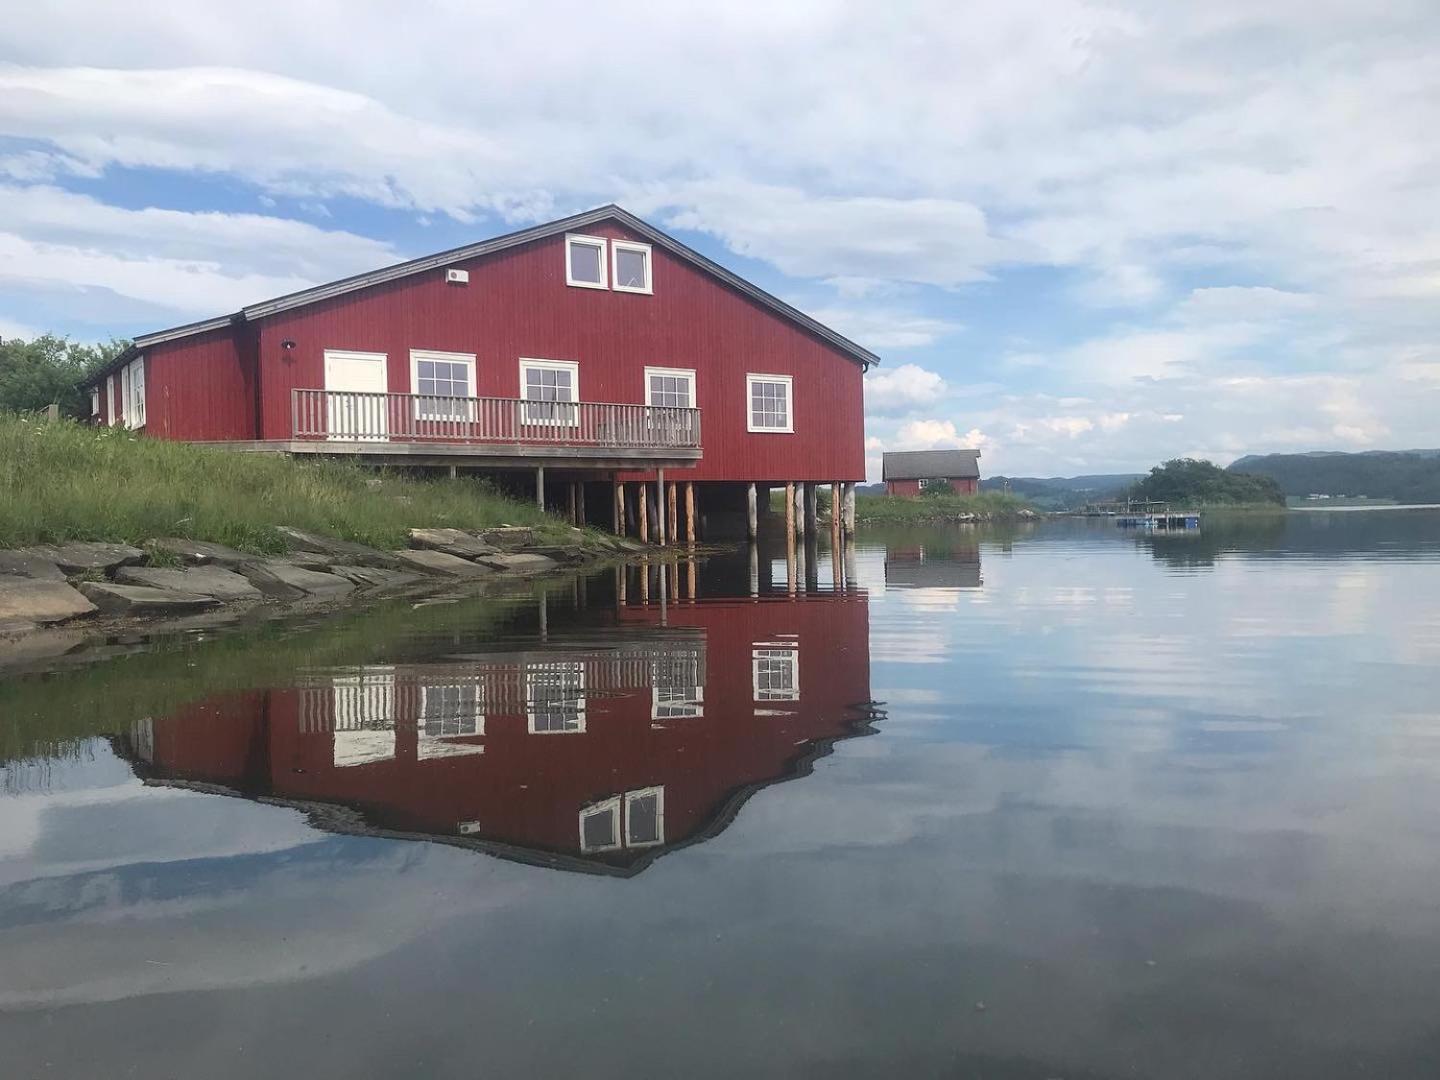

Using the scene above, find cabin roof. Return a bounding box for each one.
[91,204,880,386]
[882,449,982,481]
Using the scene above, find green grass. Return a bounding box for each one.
[853,491,1032,523]
[0,415,571,552]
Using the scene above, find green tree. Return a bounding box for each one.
[1129,458,1285,506]
[0,334,130,418]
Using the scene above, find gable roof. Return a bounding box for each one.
[94,204,880,385]
[882,449,982,481]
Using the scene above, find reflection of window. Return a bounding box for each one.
[411,350,475,420]
[331,669,397,767]
[579,788,664,852]
[746,373,793,433]
[645,366,694,410]
[580,796,621,852]
[653,683,704,719]
[611,240,653,294]
[566,234,608,289]
[520,358,579,426]
[418,682,485,759]
[752,646,799,701]
[625,787,664,847]
[527,661,587,733]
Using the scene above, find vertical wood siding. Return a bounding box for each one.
[145,327,258,440]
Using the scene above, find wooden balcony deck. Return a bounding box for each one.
[201,390,704,470]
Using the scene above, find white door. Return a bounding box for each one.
[324,350,389,441]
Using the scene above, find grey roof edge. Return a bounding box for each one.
[882,448,983,481]
[98,204,880,377]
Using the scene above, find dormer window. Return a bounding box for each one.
[565,234,608,289]
[611,240,652,294]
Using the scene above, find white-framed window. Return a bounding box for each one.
[120,356,146,429]
[753,645,800,701]
[108,374,120,426]
[410,350,476,421]
[644,366,695,410]
[519,358,579,426]
[579,796,622,852]
[624,786,664,847]
[746,373,793,433]
[611,240,653,294]
[565,233,608,289]
[527,660,587,733]
[90,387,100,419]
[417,682,485,760]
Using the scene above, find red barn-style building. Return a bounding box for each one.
[882,449,981,497]
[83,205,878,540]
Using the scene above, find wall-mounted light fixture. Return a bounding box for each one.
[281,339,297,362]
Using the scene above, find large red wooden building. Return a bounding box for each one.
[84,205,878,539]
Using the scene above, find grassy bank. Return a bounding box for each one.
[0,416,566,552]
[853,491,1033,523]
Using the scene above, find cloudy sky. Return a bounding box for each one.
[2,1,1437,477]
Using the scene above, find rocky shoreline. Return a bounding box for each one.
[0,525,657,672]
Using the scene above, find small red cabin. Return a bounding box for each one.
[881,449,981,497]
[83,205,878,539]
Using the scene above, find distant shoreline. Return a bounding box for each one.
[1288,503,1440,513]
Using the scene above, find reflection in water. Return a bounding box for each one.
[115,591,876,876]
[883,535,982,589]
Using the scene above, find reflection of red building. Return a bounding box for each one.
[121,595,873,875]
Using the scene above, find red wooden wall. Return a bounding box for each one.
[131,595,872,867]
[136,218,866,482]
[885,477,978,497]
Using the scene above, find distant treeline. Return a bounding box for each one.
[1228,450,1440,503]
[1129,458,1285,507]
[981,473,1141,510]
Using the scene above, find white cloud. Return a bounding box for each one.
[892,419,992,452]
[863,363,949,414]
[808,307,960,350]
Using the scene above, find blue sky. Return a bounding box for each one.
[2,1,1437,478]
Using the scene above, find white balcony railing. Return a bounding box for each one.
[291,389,701,450]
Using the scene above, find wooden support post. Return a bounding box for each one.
[687,558,697,600]
[685,482,696,544]
[656,469,667,546]
[784,481,796,540]
[577,481,586,527]
[614,480,624,535]
[803,482,818,537]
[639,483,649,543]
[536,465,546,509]
[831,482,842,547]
[843,482,856,535]
[566,481,577,525]
[793,482,805,538]
[747,482,758,540]
[667,481,678,543]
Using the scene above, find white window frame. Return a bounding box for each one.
[624,786,665,848]
[644,366,696,411]
[417,682,486,760]
[90,387,100,418]
[565,233,609,290]
[409,350,477,422]
[107,374,120,426]
[746,372,794,434]
[579,796,622,852]
[652,682,704,720]
[752,645,800,701]
[526,660,587,733]
[611,239,653,294]
[519,358,580,428]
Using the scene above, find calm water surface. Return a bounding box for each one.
[3,511,1440,1078]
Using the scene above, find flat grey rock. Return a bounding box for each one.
[0,579,97,624]
[146,537,253,567]
[391,549,495,577]
[77,581,220,615]
[0,550,66,581]
[328,565,424,588]
[474,552,558,574]
[115,565,263,601]
[408,528,497,560]
[527,545,587,564]
[237,560,357,599]
[274,526,399,567]
[275,551,334,571]
[23,541,145,575]
[478,526,536,550]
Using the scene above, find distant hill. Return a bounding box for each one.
[981,473,1142,510]
[1227,450,1440,503]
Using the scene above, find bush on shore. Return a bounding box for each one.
[854,491,1032,522]
[0,415,564,552]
